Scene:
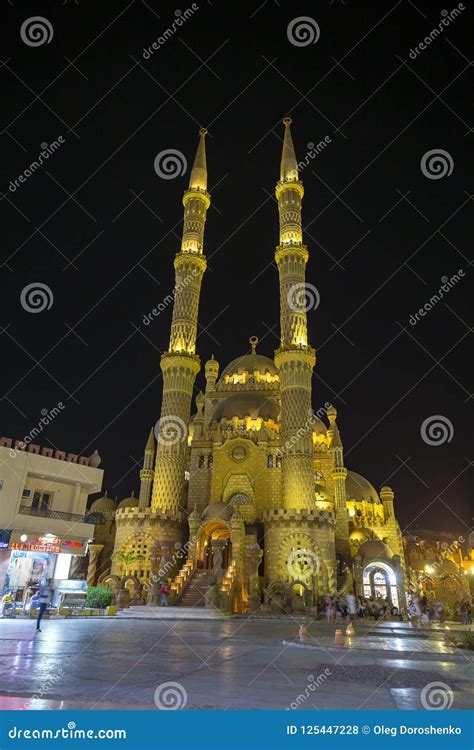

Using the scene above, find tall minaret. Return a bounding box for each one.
[274,117,316,511]
[327,406,350,565]
[139,427,155,508]
[152,129,210,513]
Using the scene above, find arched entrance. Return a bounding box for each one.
[363,561,399,608]
[198,521,232,571]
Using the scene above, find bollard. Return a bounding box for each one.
[346,622,355,637]
[335,628,345,646]
[299,623,308,642]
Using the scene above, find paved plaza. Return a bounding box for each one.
[0,617,471,711]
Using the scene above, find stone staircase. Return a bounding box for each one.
[177,568,214,608]
[116,605,225,620]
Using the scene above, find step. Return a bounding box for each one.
[116,606,228,620]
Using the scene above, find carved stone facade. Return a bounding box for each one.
[98,121,409,613]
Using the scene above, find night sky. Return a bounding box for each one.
[1,0,472,534]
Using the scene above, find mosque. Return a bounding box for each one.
[88,119,408,614]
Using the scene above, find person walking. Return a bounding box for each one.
[325,596,335,623]
[35,580,52,632]
[346,593,357,621]
[159,580,170,607]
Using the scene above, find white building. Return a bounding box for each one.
[0,437,103,602]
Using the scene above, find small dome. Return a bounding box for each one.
[346,470,380,503]
[350,527,374,543]
[312,416,327,435]
[89,449,102,468]
[212,394,279,422]
[90,492,117,513]
[358,539,393,562]
[118,490,139,509]
[201,502,233,521]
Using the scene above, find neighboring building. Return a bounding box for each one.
[0,437,103,603]
[102,120,409,614]
[403,528,472,615]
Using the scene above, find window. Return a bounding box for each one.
[198,455,204,469]
[267,455,273,468]
[276,454,282,468]
[0,480,3,491]
[31,491,53,511]
[22,488,32,500]
[207,454,213,469]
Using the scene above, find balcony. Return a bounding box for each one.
[19,505,101,525]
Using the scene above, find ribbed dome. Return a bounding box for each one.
[220,337,278,379]
[90,494,117,513]
[358,539,392,562]
[212,394,279,422]
[118,491,139,509]
[201,502,233,521]
[346,470,380,503]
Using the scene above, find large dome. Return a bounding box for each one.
[358,539,393,562]
[346,470,380,503]
[220,337,278,380]
[221,353,278,379]
[212,394,279,422]
[90,493,117,513]
[201,502,233,521]
[118,491,139,509]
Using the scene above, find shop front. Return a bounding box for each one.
[2,532,88,608]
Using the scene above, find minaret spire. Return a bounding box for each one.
[280,116,299,182]
[274,117,316,511]
[189,128,208,191]
[152,129,211,513]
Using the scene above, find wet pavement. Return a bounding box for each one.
[0,617,471,710]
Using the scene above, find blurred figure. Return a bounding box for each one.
[35,580,52,632]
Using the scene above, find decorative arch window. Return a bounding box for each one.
[267,455,273,468]
[276,453,282,468]
[207,454,213,469]
[198,455,204,469]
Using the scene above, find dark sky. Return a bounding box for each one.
[1,0,472,535]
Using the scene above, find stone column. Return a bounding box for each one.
[86,544,103,588]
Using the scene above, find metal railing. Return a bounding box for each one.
[18,505,100,525]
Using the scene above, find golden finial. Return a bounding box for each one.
[282,116,292,126]
[199,128,208,136]
[249,336,258,353]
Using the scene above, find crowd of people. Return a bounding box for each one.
[321,591,472,625]
[323,593,402,622]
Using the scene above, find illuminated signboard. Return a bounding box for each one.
[0,530,11,549]
[10,534,84,554]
